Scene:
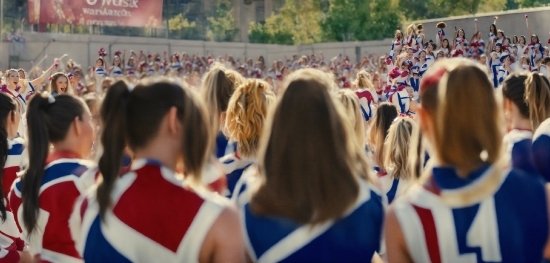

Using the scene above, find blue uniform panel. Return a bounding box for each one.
[510,138,538,175]
[244,190,383,263]
[533,134,550,182]
[84,216,132,263]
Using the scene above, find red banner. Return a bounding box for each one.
[30,0,163,28]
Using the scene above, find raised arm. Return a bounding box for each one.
[526,15,533,43]
[27,64,55,91]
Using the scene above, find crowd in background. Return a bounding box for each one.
[0,15,550,263]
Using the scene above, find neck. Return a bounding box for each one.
[52,141,84,159]
[510,116,532,131]
[134,139,178,172]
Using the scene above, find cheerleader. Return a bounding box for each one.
[126,51,136,75]
[435,22,446,47]
[387,29,404,65]
[526,74,550,182]
[240,69,383,262]
[419,50,433,77]
[388,58,413,114]
[469,29,485,59]
[416,24,425,48]
[439,39,451,57]
[380,117,416,203]
[489,50,502,88]
[367,103,398,175]
[170,52,182,71]
[9,93,96,263]
[0,93,31,263]
[517,35,529,58]
[110,51,124,78]
[385,59,550,263]
[2,65,55,112]
[73,79,245,263]
[378,56,389,89]
[50,72,69,95]
[220,79,275,198]
[410,64,420,100]
[453,28,468,53]
[495,29,505,46]
[539,57,550,77]
[518,55,532,71]
[405,24,419,58]
[501,73,540,174]
[201,65,244,158]
[338,89,366,146]
[354,70,378,121]
[498,52,512,86]
[488,17,498,50]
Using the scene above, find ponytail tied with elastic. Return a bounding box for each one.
[97,80,131,220]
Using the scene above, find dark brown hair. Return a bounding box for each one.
[97,79,212,219]
[368,103,398,170]
[23,93,86,235]
[251,70,370,225]
[0,93,17,222]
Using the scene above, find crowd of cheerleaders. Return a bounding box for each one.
[0,54,550,262]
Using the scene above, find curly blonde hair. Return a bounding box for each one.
[226,78,276,157]
[353,70,374,90]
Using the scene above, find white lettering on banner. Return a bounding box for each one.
[101,0,139,8]
[86,0,98,5]
[81,7,132,17]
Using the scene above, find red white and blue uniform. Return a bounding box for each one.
[240,179,384,262]
[378,171,410,204]
[392,164,548,263]
[387,40,403,65]
[219,151,253,198]
[94,67,107,78]
[73,159,229,263]
[9,151,96,263]
[0,138,27,263]
[533,118,550,182]
[355,89,376,121]
[110,66,123,78]
[503,129,538,174]
[454,37,468,53]
[469,39,485,58]
[489,57,502,88]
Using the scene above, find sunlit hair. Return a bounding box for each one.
[251,69,372,225]
[384,118,416,180]
[282,68,338,94]
[367,103,398,170]
[408,121,425,180]
[353,70,374,90]
[225,79,275,157]
[200,63,239,133]
[224,69,246,91]
[421,59,502,175]
[524,73,550,130]
[337,89,365,145]
[406,24,416,36]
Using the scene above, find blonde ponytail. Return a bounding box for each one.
[524,73,550,130]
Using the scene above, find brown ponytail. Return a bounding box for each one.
[0,93,17,222]
[97,78,212,219]
[524,73,550,130]
[24,93,86,236]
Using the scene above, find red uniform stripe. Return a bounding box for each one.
[412,205,441,263]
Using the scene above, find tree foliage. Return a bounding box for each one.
[248,0,323,45]
[398,0,506,20]
[321,0,401,42]
[207,0,238,42]
[514,0,550,7]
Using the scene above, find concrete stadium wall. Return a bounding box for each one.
[4,33,392,71]
[3,7,550,72]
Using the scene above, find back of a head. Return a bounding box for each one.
[97,78,212,218]
[252,70,368,225]
[368,103,398,169]
[423,61,501,175]
[353,70,373,90]
[201,65,237,132]
[384,118,416,180]
[337,89,365,145]
[24,92,86,235]
[225,78,275,157]
[524,73,550,130]
[0,93,17,222]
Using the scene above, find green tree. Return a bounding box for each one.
[322,0,401,41]
[248,0,322,45]
[207,0,238,42]
[514,0,550,7]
